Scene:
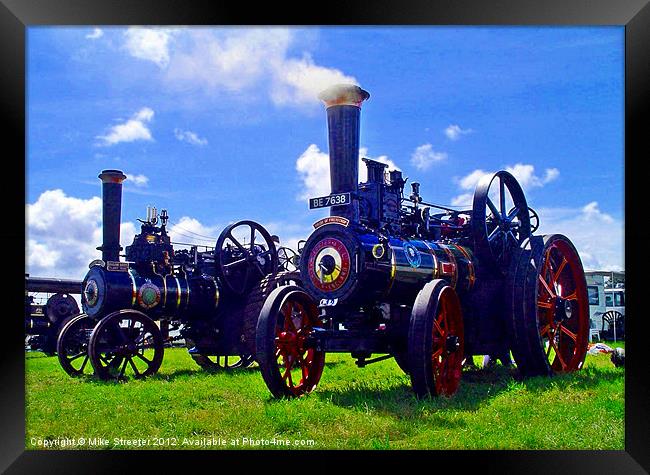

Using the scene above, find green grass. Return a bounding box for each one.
[26,342,624,450]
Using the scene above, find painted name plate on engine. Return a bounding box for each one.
[106,261,129,272]
[313,216,350,229]
[309,192,351,209]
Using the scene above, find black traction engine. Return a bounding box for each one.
[56,169,295,380]
[255,84,589,398]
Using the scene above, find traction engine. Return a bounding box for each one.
[56,169,293,380]
[256,84,589,398]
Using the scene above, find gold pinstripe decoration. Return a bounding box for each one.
[453,244,476,290]
[127,269,137,307]
[421,240,439,280]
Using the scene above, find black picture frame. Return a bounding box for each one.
[5,0,648,472]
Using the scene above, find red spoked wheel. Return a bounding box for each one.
[256,286,325,398]
[509,234,589,376]
[408,279,465,398]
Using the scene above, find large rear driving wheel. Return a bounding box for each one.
[508,235,589,377]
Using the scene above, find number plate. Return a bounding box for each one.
[309,192,351,209]
[319,298,338,307]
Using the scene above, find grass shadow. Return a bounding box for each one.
[315,363,623,418]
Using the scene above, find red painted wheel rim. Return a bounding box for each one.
[274,296,325,396]
[431,287,464,395]
[536,239,588,372]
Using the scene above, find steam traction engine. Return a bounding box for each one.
[255,85,589,398]
[56,169,290,380]
[25,276,81,355]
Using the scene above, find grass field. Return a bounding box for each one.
[25,342,624,450]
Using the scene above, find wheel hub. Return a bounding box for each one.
[554,297,573,323]
[277,331,303,355]
[446,335,460,353]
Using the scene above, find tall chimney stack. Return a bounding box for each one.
[97,169,127,262]
[318,84,369,221]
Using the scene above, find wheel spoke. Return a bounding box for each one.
[79,355,89,372]
[250,226,256,248]
[227,233,248,254]
[282,305,297,331]
[433,318,445,337]
[560,325,578,342]
[224,258,248,269]
[506,206,520,223]
[552,340,567,370]
[128,357,141,377]
[499,178,506,217]
[506,230,519,247]
[538,274,555,298]
[119,358,128,378]
[552,257,568,284]
[134,352,152,365]
[488,229,502,243]
[68,351,86,361]
[563,291,577,301]
[539,323,552,337]
[537,300,553,309]
[486,198,501,222]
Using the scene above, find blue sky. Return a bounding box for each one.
[26,26,624,279]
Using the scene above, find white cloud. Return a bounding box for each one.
[86,28,104,40]
[537,202,623,271]
[123,27,179,68]
[450,193,474,208]
[444,124,473,141]
[168,217,221,249]
[26,190,136,279]
[504,163,559,189]
[126,173,149,187]
[166,29,291,92]
[296,144,399,200]
[96,107,154,146]
[158,28,355,108]
[451,163,560,206]
[410,143,447,171]
[174,128,208,146]
[296,144,331,200]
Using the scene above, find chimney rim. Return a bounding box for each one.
[318,84,370,108]
[98,169,127,183]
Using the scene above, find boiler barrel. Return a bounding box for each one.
[82,265,220,320]
[25,276,83,294]
[300,224,477,306]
